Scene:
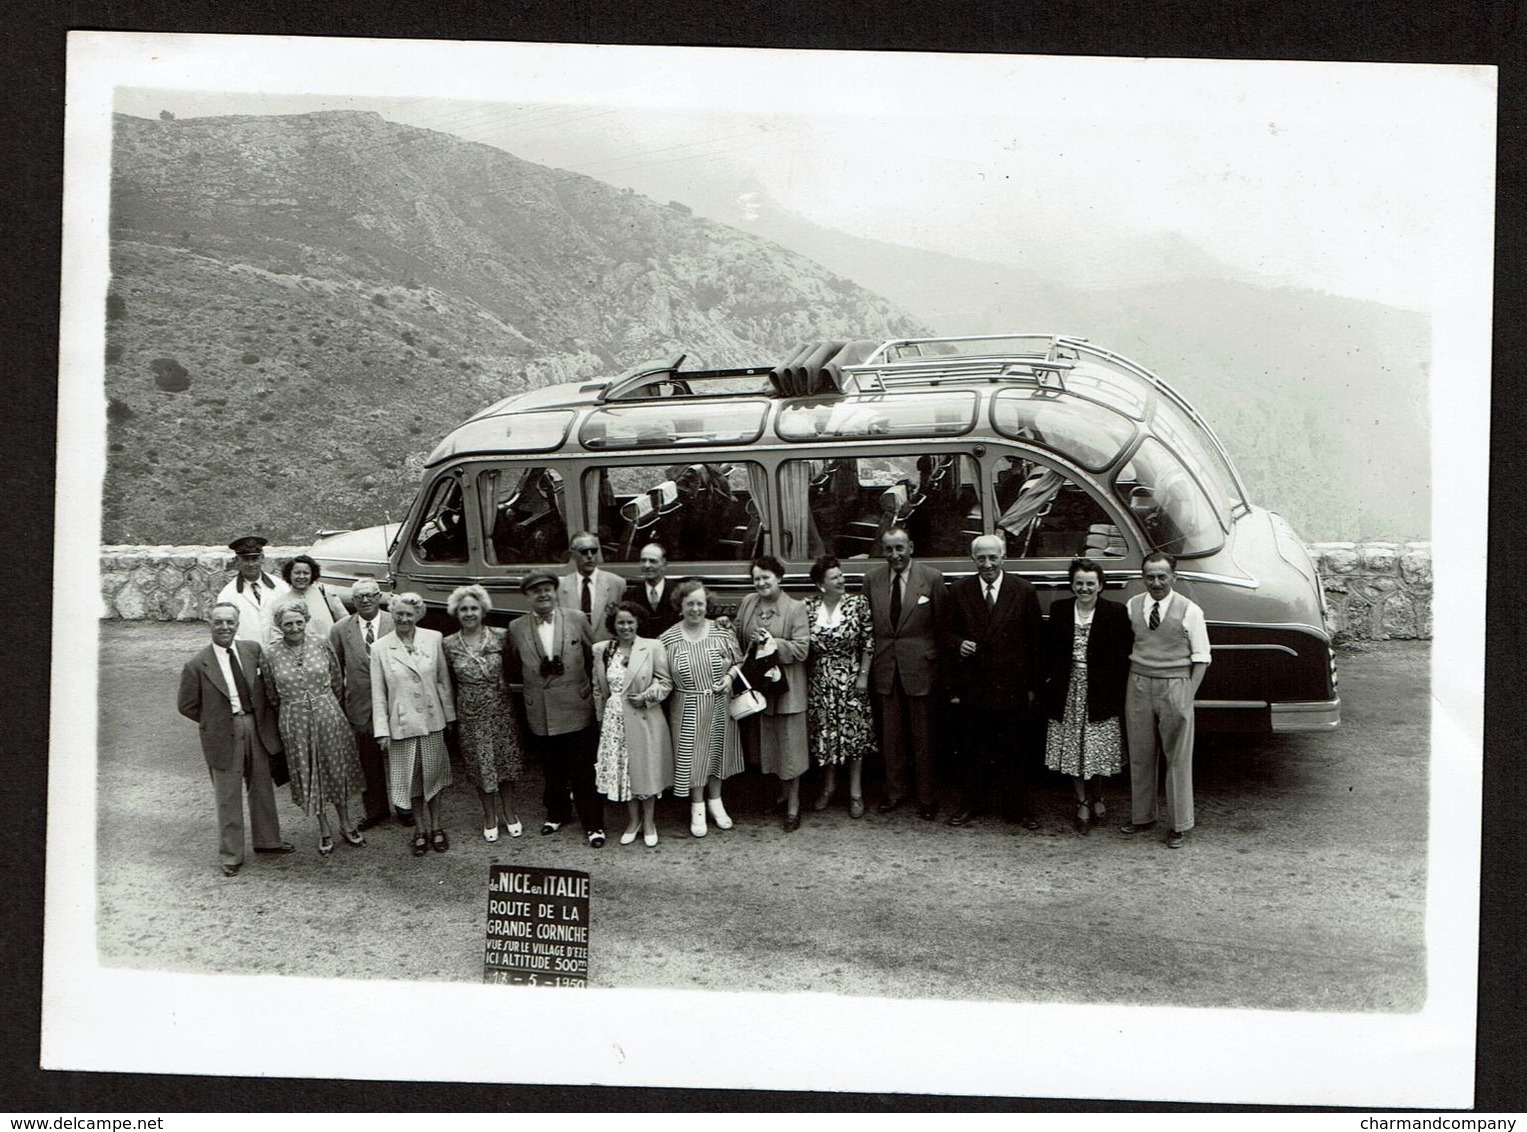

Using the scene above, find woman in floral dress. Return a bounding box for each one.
[593,601,673,847]
[443,585,524,843]
[262,596,365,855]
[1041,558,1133,833]
[659,579,744,838]
[803,555,875,818]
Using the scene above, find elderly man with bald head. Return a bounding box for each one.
[944,534,1044,829]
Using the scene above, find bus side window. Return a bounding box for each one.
[480,467,568,565]
[587,461,767,564]
[783,455,979,561]
[413,477,468,564]
[994,456,1118,559]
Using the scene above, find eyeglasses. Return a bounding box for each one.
[574,546,601,556]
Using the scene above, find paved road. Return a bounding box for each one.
[95,622,1427,1011]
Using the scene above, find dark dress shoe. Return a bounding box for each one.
[1120,821,1157,835]
[587,831,606,848]
[876,797,902,814]
[1022,817,1040,830]
[783,812,801,832]
[357,815,386,832]
[221,863,240,877]
[946,811,974,827]
[254,841,295,855]
[1166,829,1186,848]
[432,829,450,852]
[396,808,416,828]
[918,805,937,821]
[541,821,563,836]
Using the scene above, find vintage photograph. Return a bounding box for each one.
[48,32,1491,1104]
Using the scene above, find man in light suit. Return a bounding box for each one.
[177,602,293,876]
[945,535,1044,829]
[215,534,289,643]
[626,541,680,637]
[329,577,395,831]
[558,530,625,643]
[864,526,947,820]
[506,571,607,847]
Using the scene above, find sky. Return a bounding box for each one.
[107,44,1496,314]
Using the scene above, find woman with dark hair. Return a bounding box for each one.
[593,600,675,847]
[734,554,811,831]
[262,596,365,855]
[660,578,744,838]
[371,592,456,856]
[443,584,523,842]
[804,554,874,818]
[1041,558,1133,833]
[273,553,348,643]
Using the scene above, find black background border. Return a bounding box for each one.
[7,0,1521,1113]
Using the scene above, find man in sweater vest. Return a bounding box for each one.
[1121,552,1211,848]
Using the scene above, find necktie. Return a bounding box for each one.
[1149,601,1161,630]
[889,572,903,625]
[226,645,255,711]
[986,583,996,608]
[365,620,375,649]
[250,579,261,605]
[581,577,592,617]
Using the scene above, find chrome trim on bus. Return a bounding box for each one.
[1269,700,1342,732]
[1195,700,1269,709]
[1176,569,1259,589]
[1211,643,1300,657]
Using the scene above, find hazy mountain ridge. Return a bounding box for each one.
[104,111,927,542]
[718,189,1429,541]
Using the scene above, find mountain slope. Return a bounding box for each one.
[104,111,928,543]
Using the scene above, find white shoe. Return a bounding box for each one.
[506,819,523,838]
[482,825,499,843]
[643,830,658,847]
[690,803,708,838]
[707,796,733,830]
[620,829,639,845]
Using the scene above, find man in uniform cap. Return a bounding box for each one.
[216,535,289,642]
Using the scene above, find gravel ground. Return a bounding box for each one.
[96,622,1428,1012]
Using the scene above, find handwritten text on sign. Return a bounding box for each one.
[483,865,590,987]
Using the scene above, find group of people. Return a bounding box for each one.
[178,526,1210,876]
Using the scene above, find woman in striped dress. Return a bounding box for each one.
[659,579,744,838]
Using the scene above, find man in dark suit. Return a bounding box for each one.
[945,534,1044,829]
[176,601,293,876]
[505,570,607,847]
[626,541,680,637]
[328,577,395,831]
[864,526,947,820]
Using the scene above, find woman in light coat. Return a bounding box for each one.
[371,592,456,856]
[592,601,675,847]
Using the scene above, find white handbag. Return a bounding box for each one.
[727,670,768,720]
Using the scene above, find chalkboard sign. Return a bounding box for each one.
[483,865,590,987]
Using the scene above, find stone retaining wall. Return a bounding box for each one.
[99,541,1433,641]
[1306,542,1431,641]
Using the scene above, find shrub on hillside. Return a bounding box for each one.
[150,357,190,393]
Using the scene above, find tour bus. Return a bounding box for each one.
[309,334,1339,733]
